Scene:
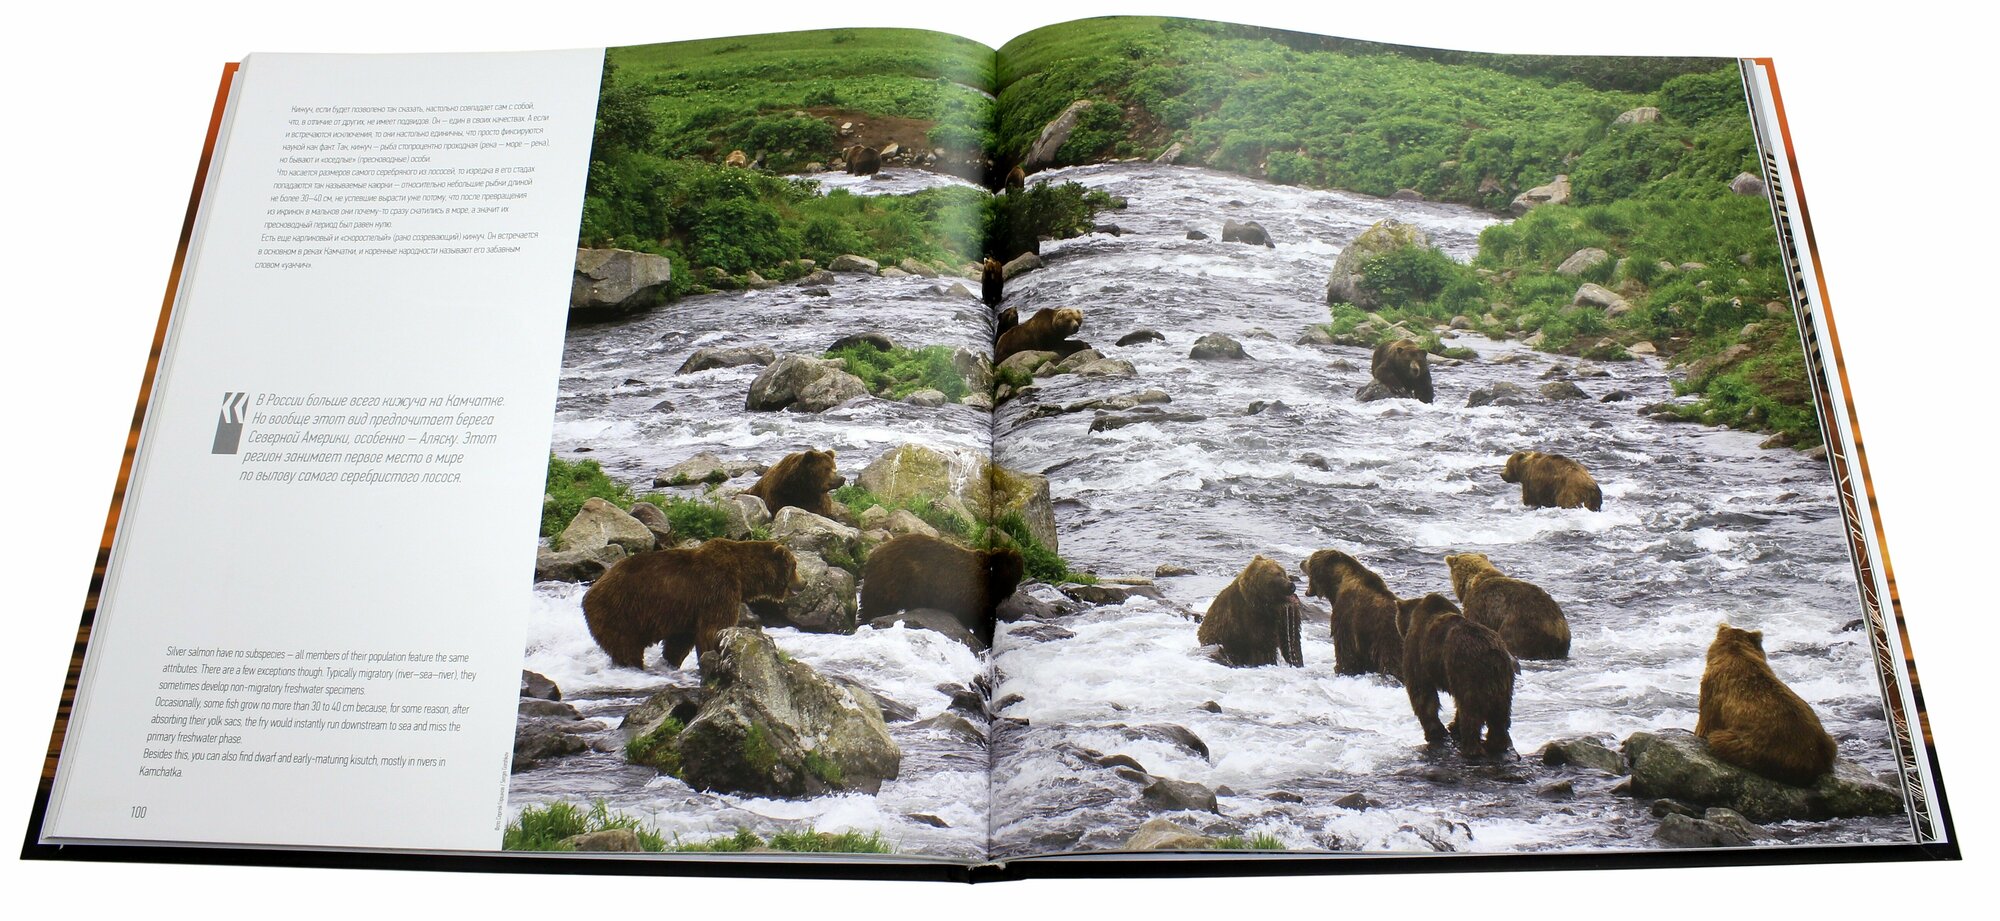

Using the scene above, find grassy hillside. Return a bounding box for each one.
[996,17,1816,446]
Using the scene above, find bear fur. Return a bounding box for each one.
[1501,450,1602,511]
[582,539,799,670]
[1363,339,1434,403]
[1444,552,1571,660]
[844,145,882,176]
[1004,165,1025,192]
[982,257,1005,308]
[1302,549,1403,679]
[858,534,1027,644]
[723,149,749,168]
[1696,623,1837,786]
[741,449,845,519]
[995,306,1019,338]
[1197,555,1303,667]
[1397,593,1517,758]
[995,307,1084,362]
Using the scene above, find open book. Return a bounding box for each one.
[27,16,1955,879]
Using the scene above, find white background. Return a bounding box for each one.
[0,0,1986,914]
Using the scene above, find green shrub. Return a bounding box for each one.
[504,800,669,852]
[634,493,731,542]
[984,180,1118,261]
[543,455,634,543]
[826,342,971,401]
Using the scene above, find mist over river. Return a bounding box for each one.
[512,162,1904,861]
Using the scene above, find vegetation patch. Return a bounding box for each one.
[633,492,733,542]
[623,717,686,776]
[503,800,669,852]
[984,180,1121,262]
[826,341,970,401]
[1213,832,1287,850]
[543,455,635,541]
[669,826,893,854]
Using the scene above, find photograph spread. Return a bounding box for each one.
[29,14,1954,877]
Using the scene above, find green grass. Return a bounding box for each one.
[1213,832,1287,850]
[633,492,732,543]
[503,800,669,852]
[668,826,893,854]
[826,342,971,401]
[543,456,634,543]
[623,717,686,775]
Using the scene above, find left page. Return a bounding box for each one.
[40,48,604,850]
[502,28,1006,863]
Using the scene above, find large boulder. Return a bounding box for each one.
[1612,106,1661,126]
[1220,220,1275,247]
[1326,220,1432,309]
[555,497,655,554]
[867,608,987,652]
[1623,729,1902,823]
[533,543,626,583]
[770,507,863,564]
[855,444,1058,551]
[1189,333,1249,361]
[1125,818,1217,851]
[772,551,858,633]
[1511,175,1572,216]
[1557,248,1611,276]
[572,248,672,318]
[722,494,773,540]
[746,355,869,412]
[513,697,605,771]
[1023,100,1096,170]
[1573,283,1632,315]
[628,628,901,797]
[1002,252,1043,280]
[827,254,880,274]
[653,451,765,487]
[1730,172,1768,197]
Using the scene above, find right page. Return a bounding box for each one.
[984,16,1927,860]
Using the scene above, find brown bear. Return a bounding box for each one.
[995,306,1019,338]
[982,257,1005,308]
[1358,338,1433,403]
[1301,549,1403,679]
[1501,450,1602,511]
[858,534,1027,644]
[740,449,845,519]
[1696,623,1838,786]
[844,145,882,176]
[1444,552,1571,660]
[582,539,800,670]
[1397,593,1516,758]
[723,149,749,168]
[995,307,1084,362]
[1005,165,1026,191]
[1197,556,1303,668]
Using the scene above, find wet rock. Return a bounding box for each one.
[1623,729,1902,822]
[520,670,561,701]
[1189,333,1249,360]
[678,345,776,374]
[997,349,1057,379]
[996,588,1070,622]
[1089,409,1207,432]
[572,248,672,317]
[909,712,986,743]
[1185,229,1209,241]
[1117,329,1166,346]
[514,698,604,771]
[1073,358,1137,378]
[1114,723,1210,760]
[1333,792,1377,810]
[768,551,857,634]
[800,287,832,298]
[654,452,762,487]
[1126,817,1217,850]
[746,354,869,412]
[1600,389,1634,403]
[1059,583,1163,606]
[534,543,626,583]
[1220,219,1275,247]
[945,281,974,298]
[1326,220,1430,309]
[1008,622,1076,643]
[827,254,879,274]
[897,258,939,278]
[1296,453,1332,471]
[1541,381,1588,401]
[1538,780,1576,800]
[795,270,837,286]
[868,608,987,652]
[1054,348,1106,373]
[1297,325,1336,346]
[638,629,900,797]
[1142,777,1220,814]
[1654,812,1752,848]
[1539,737,1628,775]
[770,507,862,562]
[1002,251,1044,280]
[1467,382,1530,408]
[903,389,948,408]
[1651,798,1699,819]
[1245,400,1290,415]
[906,813,950,828]
[1198,700,1223,714]
[1155,564,1196,578]
[1704,807,1775,840]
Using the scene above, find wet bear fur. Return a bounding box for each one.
[1444,552,1571,660]
[1197,555,1303,667]
[1302,548,1404,679]
[858,534,1027,644]
[1501,450,1602,511]
[1397,593,1517,758]
[1366,338,1434,403]
[741,449,845,519]
[995,307,1084,362]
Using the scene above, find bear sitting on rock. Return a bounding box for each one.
[741,449,845,519]
[1197,556,1303,668]
[858,534,1027,645]
[995,307,1084,363]
[582,539,800,671]
[1398,592,1517,758]
[1501,450,1602,511]
[1444,552,1571,660]
[1697,623,1837,786]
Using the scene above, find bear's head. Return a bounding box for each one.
[1444,552,1494,599]
[725,540,800,603]
[1048,307,1084,338]
[984,546,1028,602]
[1395,592,1460,638]
[1236,555,1295,609]
[796,449,844,492]
[984,257,1003,275]
[1501,451,1537,484]
[1302,548,1361,600]
[1710,622,1767,662]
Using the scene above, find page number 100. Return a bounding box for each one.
[130,806,147,819]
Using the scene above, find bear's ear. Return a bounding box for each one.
[1748,630,1764,650]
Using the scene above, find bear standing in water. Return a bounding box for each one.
[740,449,845,519]
[1359,338,1434,403]
[1501,450,1602,511]
[1696,623,1837,785]
[859,534,1027,645]
[1197,556,1304,668]
[1397,593,1516,758]
[1444,552,1571,660]
[982,257,1005,308]
[582,539,800,671]
[1301,548,1403,679]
